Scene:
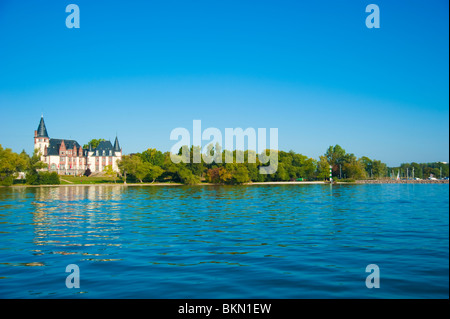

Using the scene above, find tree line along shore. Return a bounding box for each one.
[1,143,449,186]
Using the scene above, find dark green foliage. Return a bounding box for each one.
[83,139,105,149]
[339,178,356,183]
[390,162,449,179]
[26,172,39,185]
[0,176,14,186]
[38,172,60,185]
[0,144,27,186]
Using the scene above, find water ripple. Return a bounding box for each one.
[0,184,448,298]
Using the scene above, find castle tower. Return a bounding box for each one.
[113,136,122,171]
[113,136,121,155]
[34,116,50,157]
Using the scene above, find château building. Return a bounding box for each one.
[34,116,122,175]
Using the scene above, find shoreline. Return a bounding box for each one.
[2,180,448,188]
[354,179,449,184]
[3,181,325,188]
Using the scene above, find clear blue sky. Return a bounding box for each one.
[0,0,448,166]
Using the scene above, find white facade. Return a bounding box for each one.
[34,137,49,157]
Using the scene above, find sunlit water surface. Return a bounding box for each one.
[0,184,448,298]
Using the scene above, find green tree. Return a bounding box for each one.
[316,155,330,180]
[228,164,250,184]
[0,145,27,186]
[146,164,164,183]
[161,151,186,182]
[274,162,289,181]
[25,149,47,185]
[432,168,440,178]
[117,155,153,183]
[246,162,264,182]
[103,165,117,183]
[117,155,133,183]
[360,156,373,178]
[186,146,206,177]
[83,138,106,149]
[372,160,387,178]
[38,172,60,185]
[325,145,347,176]
[290,153,316,180]
[135,161,151,183]
[139,148,165,167]
[410,162,423,179]
[177,168,200,185]
[343,157,366,180]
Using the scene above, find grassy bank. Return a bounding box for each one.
[59,175,124,185]
[4,177,447,188]
[5,177,326,187]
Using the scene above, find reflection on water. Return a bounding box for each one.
[30,186,125,260]
[0,184,448,298]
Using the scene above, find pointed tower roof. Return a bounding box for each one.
[36,116,49,138]
[113,136,121,152]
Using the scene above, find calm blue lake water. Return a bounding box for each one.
[0,184,448,298]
